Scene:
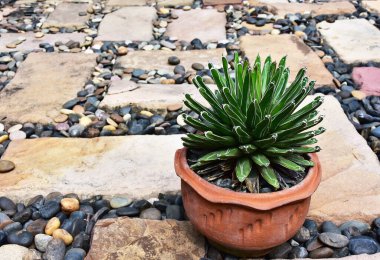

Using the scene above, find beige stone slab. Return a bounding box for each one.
[310,95,380,224]
[0,135,183,201]
[0,32,87,52]
[363,0,380,14]
[116,48,226,72]
[42,3,89,29]
[240,34,335,87]
[165,9,226,42]
[157,0,194,6]
[204,0,241,5]
[86,218,205,260]
[106,0,148,6]
[96,7,156,42]
[318,19,380,64]
[269,2,356,17]
[0,53,97,124]
[100,81,215,112]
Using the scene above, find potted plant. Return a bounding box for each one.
[174,53,324,257]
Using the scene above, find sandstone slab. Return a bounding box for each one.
[0,53,97,124]
[240,34,335,87]
[86,218,205,260]
[42,3,89,29]
[100,81,215,112]
[106,0,150,6]
[116,48,225,72]
[352,67,380,96]
[0,32,87,52]
[0,244,31,260]
[157,0,194,6]
[269,2,356,17]
[96,7,156,42]
[318,19,380,64]
[363,0,380,13]
[165,9,226,42]
[204,0,241,5]
[309,95,380,224]
[0,136,182,201]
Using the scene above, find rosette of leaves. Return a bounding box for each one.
[182,53,325,192]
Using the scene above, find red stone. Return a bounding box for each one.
[352,67,380,96]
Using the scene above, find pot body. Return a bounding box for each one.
[175,148,321,257]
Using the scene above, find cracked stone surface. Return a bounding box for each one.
[86,218,205,260]
[42,3,90,29]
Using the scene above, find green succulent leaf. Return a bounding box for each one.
[259,166,280,189]
[236,157,252,182]
[199,148,242,163]
[271,156,305,172]
[251,153,270,167]
[286,154,314,167]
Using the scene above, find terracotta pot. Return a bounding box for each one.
[174,148,322,257]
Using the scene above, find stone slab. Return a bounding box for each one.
[100,81,215,111]
[106,0,148,6]
[0,32,87,52]
[86,218,205,260]
[318,19,380,64]
[42,3,89,29]
[269,2,356,17]
[203,0,241,5]
[165,9,226,42]
[96,7,156,42]
[240,34,335,87]
[157,0,194,6]
[116,48,226,72]
[363,0,380,13]
[310,95,380,224]
[352,67,380,96]
[0,52,97,124]
[0,136,183,201]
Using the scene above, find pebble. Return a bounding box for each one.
[61,198,80,213]
[64,248,86,260]
[117,46,128,56]
[54,114,68,123]
[191,63,204,71]
[0,160,15,173]
[40,201,60,219]
[0,135,8,144]
[167,103,183,112]
[348,236,379,255]
[139,208,161,220]
[7,230,34,247]
[9,130,26,140]
[309,247,334,258]
[293,226,310,243]
[268,242,292,259]
[304,219,318,237]
[79,117,92,127]
[116,206,140,217]
[166,205,182,220]
[35,234,53,252]
[53,229,73,245]
[321,221,341,234]
[339,220,370,234]
[45,217,60,235]
[110,197,132,209]
[351,90,366,100]
[168,56,180,65]
[319,232,349,248]
[7,124,22,133]
[26,219,47,235]
[0,230,6,246]
[0,196,16,210]
[45,238,66,260]
[0,123,4,132]
[289,246,308,258]
[35,32,44,38]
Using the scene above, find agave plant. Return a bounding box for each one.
[182,53,325,192]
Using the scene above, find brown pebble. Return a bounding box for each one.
[72,105,85,114]
[0,160,15,173]
[54,114,68,123]
[167,103,183,112]
[60,198,80,213]
[45,217,60,235]
[52,229,73,245]
[161,79,175,84]
[110,114,124,124]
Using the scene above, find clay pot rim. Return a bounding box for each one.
[175,147,321,211]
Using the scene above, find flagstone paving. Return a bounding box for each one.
[0,32,87,52]
[268,2,356,18]
[318,19,380,64]
[42,3,90,30]
[0,135,182,201]
[0,52,97,124]
[165,9,227,42]
[352,67,380,96]
[363,0,380,13]
[116,48,226,72]
[240,35,335,87]
[86,218,205,260]
[100,81,214,112]
[96,7,157,42]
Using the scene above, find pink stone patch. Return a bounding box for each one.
[352,67,380,96]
